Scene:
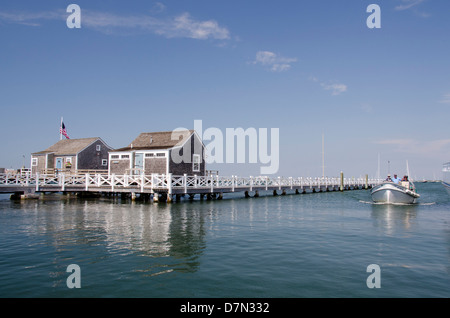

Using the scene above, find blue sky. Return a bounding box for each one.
[0,0,449,179]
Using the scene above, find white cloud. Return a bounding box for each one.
[252,51,297,72]
[439,93,450,104]
[309,76,347,96]
[154,12,230,40]
[0,9,231,41]
[360,103,373,113]
[321,83,347,96]
[394,0,426,11]
[0,10,64,26]
[394,0,430,18]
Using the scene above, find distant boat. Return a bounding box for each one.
[443,162,450,196]
[371,179,420,204]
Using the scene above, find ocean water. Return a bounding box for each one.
[0,182,449,298]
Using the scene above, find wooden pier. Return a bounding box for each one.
[0,172,382,202]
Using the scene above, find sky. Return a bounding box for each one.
[0,0,449,180]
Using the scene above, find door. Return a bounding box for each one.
[134,153,144,175]
[56,158,63,174]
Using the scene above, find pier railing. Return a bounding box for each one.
[0,172,382,194]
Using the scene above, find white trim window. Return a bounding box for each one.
[96,145,101,151]
[32,158,38,166]
[101,159,108,166]
[193,154,200,172]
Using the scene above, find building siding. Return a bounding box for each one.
[144,158,166,174]
[110,159,131,175]
[31,155,46,174]
[77,140,111,170]
[168,134,205,176]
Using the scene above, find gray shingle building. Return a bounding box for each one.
[31,137,113,174]
[109,130,206,176]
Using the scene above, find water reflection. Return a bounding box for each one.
[370,203,418,235]
[14,199,208,276]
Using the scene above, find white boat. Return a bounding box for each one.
[443,162,450,195]
[371,180,420,204]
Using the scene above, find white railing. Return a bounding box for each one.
[0,173,383,193]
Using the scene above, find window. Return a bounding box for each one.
[121,155,130,159]
[96,145,101,151]
[111,155,119,159]
[102,159,108,166]
[156,153,165,157]
[32,158,38,166]
[145,153,154,158]
[193,154,200,172]
[66,157,72,164]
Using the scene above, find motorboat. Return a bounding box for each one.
[443,162,450,195]
[371,179,420,204]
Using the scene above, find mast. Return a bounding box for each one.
[377,153,380,180]
[322,132,325,178]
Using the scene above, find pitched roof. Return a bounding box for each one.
[32,137,105,155]
[112,130,197,152]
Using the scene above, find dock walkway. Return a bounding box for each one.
[0,173,382,202]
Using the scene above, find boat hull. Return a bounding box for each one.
[443,181,450,196]
[371,182,419,204]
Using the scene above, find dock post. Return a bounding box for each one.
[254,190,259,197]
[35,172,40,192]
[232,175,235,192]
[131,192,137,201]
[245,190,250,198]
[273,190,278,196]
[153,192,159,203]
[365,174,368,190]
[340,171,344,191]
[168,173,173,202]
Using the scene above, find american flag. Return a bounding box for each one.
[60,122,70,139]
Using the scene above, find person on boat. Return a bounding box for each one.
[386,174,392,182]
[401,175,409,181]
[392,174,400,184]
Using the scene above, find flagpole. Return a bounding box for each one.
[60,117,63,140]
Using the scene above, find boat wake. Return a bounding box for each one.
[359,200,435,206]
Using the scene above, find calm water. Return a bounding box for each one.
[1,182,449,298]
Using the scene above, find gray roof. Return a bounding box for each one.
[32,137,107,155]
[112,130,197,152]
